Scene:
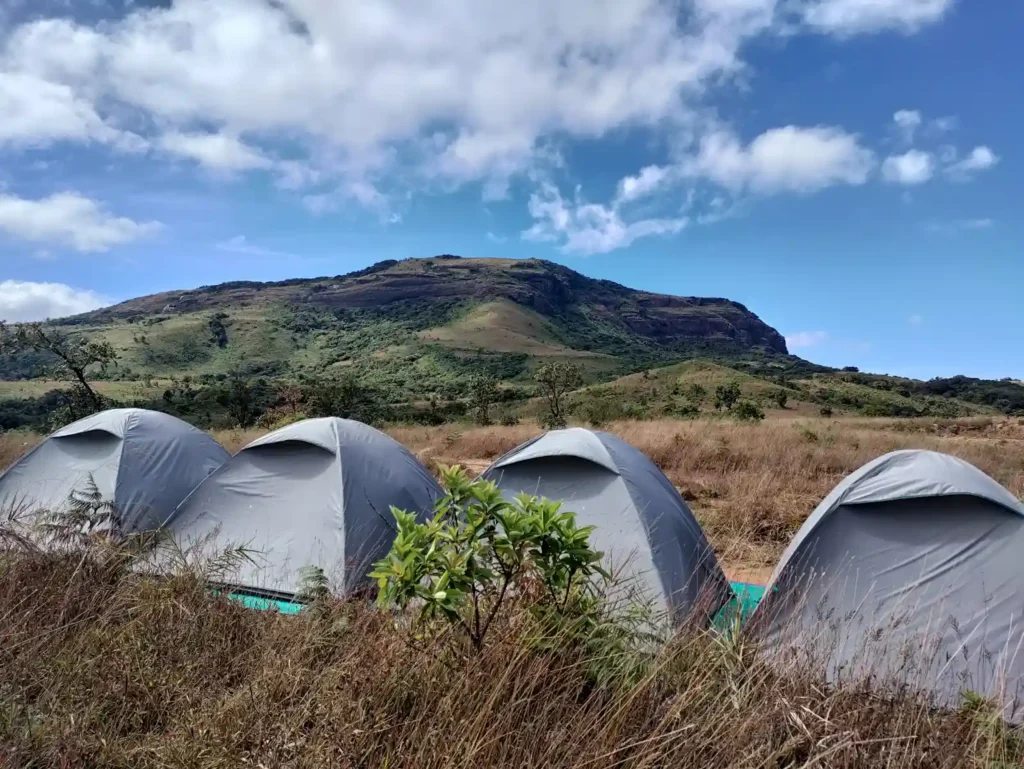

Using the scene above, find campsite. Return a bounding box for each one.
[1,408,1023,767]
[2,1,1022,765]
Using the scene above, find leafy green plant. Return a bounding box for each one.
[714,381,741,411]
[371,465,608,652]
[770,389,788,409]
[732,401,765,422]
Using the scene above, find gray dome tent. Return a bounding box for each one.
[481,428,732,625]
[165,417,443,599]
[749,449,1024,717]
[0,408,229,534]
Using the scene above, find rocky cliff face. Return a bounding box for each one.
[68,256,789,356]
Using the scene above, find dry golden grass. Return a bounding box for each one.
[3,418,1024,767]
[5,415,1022,577]
[2,548,1019,768]
[388,417,1024,572]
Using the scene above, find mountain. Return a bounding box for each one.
[3,256,1020,427]
[37,256,807,393]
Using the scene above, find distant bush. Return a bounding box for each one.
[732,401,765,422]
[714,382,741,411]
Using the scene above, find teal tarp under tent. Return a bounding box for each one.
[211,588,304,615]
[713,582,770,630]
[219,583,769,623]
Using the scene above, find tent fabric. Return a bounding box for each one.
[750,450,1024,717]
[0,408,229,533]
[482,428,732,625]
[165,417,443,598]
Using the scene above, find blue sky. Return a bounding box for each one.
[0,0,1020,379]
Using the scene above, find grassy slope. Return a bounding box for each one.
[584,360,996,419]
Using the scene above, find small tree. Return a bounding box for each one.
[468,374,499,426]
[683,383,707,408]
[820,405,834,418]
[0,322,117,423]
[732,401,765,422]
[371,465,607,652]
[714,381,741,411]
[303,374,379,423]
[534,362,583,429]
[771,389,789,409]
[217,372,259,428]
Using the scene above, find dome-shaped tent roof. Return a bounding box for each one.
[0,408,229,533]
[482,428,731,625]
[750,449,1024,717]
[165,417,443,598]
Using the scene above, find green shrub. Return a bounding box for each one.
[371,466,608,652]
[732,401,764,422]
[714,382,741,411]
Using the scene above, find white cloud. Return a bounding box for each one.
[0,0,951,201]
[523,182,686,255]
[908,314,923,327]
[893,109,921,143]
[798,0,954,35]
[785,330,829,349]
[616,165,673,203]
[215,235,293,258]
[944,146,999,179]
[486,231,508,244]
[0,280,110,322]
[0,71,143,150]
[881,149,934,185]
[159,131,273,172]
[929,116,957,135]
[686,125,875,194]
[0,192,162,252]
[1,0,769,199]
[0,0,970,235]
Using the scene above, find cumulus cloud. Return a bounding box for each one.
[159,132,274,172]
[0,280,110,322]
[0,192,162,252]
[616,165,674,203]
[685,125,875,194]
[785,330,829,349]
[881,149,934,185]
[944,146,999,179]
[523,182,687,255]
[0,0,972,245]
[0,0,956,204]
[0,71,144,150]
[893,109,922,143]
[798,0,954,35]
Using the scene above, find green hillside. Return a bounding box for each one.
[1,255,1021,429]
[2,256,801,389]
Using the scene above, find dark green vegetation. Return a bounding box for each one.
[0,256,1021,430]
